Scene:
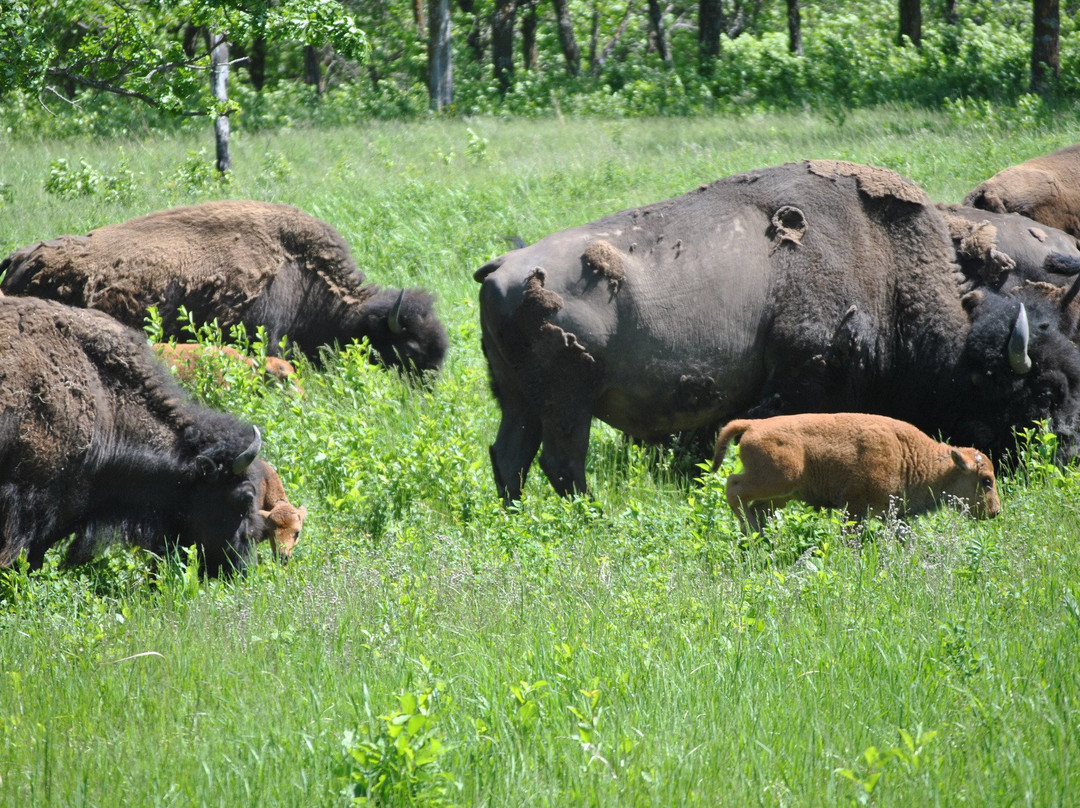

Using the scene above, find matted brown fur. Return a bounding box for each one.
[806,160,929,205]
[964,144,1080,237]
[712,412,1001,532]
[582,239,625,290]
[2,200,363,319]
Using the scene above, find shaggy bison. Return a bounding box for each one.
[0,296,272,576]
[712,413,1001,532]
[0,201,448,376]
[964,143,1080,237]
[475,160,1080,502]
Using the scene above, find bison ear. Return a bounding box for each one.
[951,448,975,472]
[961,289,985,313]
[298,505,308,519]
[194,455,216,478]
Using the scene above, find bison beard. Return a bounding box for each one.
[0,200,449,377]
[475,160,1080,502]
[0,297,268,576]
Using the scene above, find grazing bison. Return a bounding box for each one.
[249,459,306,562]
[475,160,1080,502]
[0,296,270,576]
[712,413,1001,532]
[939,203,1080,289]
[964,144,1080,237]
[0,200,448,376]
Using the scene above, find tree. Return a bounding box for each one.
[1032,0,1061,95]
[208,30,231,173]
[899,0,921,46]
[492,0,516,93]
[647,0,672,65]
[699,0,723,66]
[521,0,539,71]
[551,0,582,77]
[2,0,366,169]
[787,0,802,55]
[428,0,452,110]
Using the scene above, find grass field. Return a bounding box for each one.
[2,110,1080,806]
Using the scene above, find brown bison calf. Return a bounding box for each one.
[249,459,307,562]
[712,413,1001,532]
[155,343,300,391]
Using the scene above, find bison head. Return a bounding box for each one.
[951,290,1080,462]
[358,288,449,377]
[185,425,266,576]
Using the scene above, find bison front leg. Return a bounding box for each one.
[490,404,543,505]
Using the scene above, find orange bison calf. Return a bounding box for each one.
[155,343,299,389]
[712,413,1001,532]
[249,459,307,562]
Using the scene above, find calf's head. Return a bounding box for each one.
[259,501,307,562]
[941,447,1001,519]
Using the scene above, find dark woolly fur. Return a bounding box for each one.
[0,297,266,576]
[0,200,449,376]
[954,290,1080,461]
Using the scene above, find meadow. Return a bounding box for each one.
[1,110,1080,806]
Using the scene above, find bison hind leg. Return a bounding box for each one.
[538,411,592,499]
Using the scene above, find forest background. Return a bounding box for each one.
[3,0,1078,156]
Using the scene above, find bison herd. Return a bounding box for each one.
[2,144,1080,570]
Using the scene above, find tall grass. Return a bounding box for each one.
[1,111,1080,806]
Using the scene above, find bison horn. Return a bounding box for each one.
[1008,303,1032,375]
[232,425,262,475]
[388,289,405,335]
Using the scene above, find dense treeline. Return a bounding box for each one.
[3,0,1078,141]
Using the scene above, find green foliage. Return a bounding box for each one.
[44,157,136,202]
[338,665,458,806]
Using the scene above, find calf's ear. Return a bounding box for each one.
[951,448,975,472]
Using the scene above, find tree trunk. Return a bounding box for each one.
[699,0,723,66]
[428,0,453,110]
[1032,0,1060,95]
[414,0,426,33]
[209,32,231,174]
[491,0,516,93]
[303,44,323,94]
[551,0,581,77]
[787,0,802,55]
[647,0,671,65]
[899,0,921,46]
[943,0,958,24]
[248,35,268,92]
[521,0,539,70]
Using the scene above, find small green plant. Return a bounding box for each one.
[163,149,229,195]
[338,667,458,806]
[44,157,135,201]
[464,128,488,163]
[836,727,939,805]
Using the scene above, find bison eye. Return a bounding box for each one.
[981,477,993,489]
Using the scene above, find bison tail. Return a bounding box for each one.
[712,419,752,472]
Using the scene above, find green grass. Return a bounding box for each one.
[2,110,1080,806]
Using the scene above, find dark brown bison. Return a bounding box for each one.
[939,203,1080,289]
[964,144,1080,237]
[712,413,1001,532]
[0,201,448,376]
[0,296,271,576]
[475,160,1080,502]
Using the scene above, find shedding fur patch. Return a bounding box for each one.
[940,208,1016,285]
[769,205,808,252]
[806,160,928,205]
[582,239,625,292]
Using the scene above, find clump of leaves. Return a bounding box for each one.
[44,157,135,202]
[338,660,459,806]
